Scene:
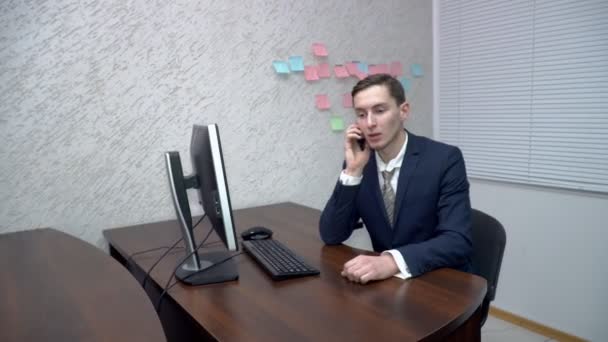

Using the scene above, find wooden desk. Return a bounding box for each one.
[0,228,166,342]
[104,202,486,341]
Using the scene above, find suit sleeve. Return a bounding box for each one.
[397,147,473,277]
[319,178,360,245]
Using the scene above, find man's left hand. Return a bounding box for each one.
[341,254,399,284]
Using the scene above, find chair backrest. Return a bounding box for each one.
[471,208,507,325]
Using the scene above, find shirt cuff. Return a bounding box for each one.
[382,250,412,280]
[339,170,363,186]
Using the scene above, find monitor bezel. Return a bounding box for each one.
[203,124,238,252]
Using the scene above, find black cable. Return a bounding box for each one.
[155,252,244,313]
[126,240,221,265]
[154,224,215,312]
[126,246,185,265]
[141,214,206,289]
[126,246,184,275]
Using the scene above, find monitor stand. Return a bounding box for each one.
[175,251,238,286]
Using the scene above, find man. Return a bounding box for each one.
[319,74,472,284]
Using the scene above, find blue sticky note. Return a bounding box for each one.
[399,77,411,91]
[357,62,368,74]
[273,61,290,74]
[288,56,304,72]
[410,63,424,78]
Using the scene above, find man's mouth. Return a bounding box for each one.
[367,133,381,141]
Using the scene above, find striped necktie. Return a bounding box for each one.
[382,170,396,226]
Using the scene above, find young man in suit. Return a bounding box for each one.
[319,74,472,284]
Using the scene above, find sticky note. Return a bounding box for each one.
[345,62,359,76]
[357,62,369,74]
[390,61,403,76]
[369,64,381,75]
[411,63,424,77]
[315,94,331,110]
[318,63,331,78]
[272,61,290,74]
[304,66,319,81]
[312,42,328,57]
[376,64,389,74]
[334,65,349,78]
[330,116,345,131]
[342,93,353,108]
[399,77,411,91]
[288,56,304,72]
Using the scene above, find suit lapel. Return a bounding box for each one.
[393,131,422,226]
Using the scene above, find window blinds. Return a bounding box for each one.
[436,0,608,193]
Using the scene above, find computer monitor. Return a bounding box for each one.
[164,124,238,286]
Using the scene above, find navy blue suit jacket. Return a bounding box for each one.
[319,132,472,277]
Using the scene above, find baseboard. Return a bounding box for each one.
[489,306,587,342]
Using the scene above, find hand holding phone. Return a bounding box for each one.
[343,125,370,177]
[357,138,366,151]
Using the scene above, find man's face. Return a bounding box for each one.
[353,85,408,152]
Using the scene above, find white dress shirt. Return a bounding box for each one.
[339,133,412,279]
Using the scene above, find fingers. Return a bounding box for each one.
[343,255,361,269]
[342,256,376,284]
[345,124,363,141]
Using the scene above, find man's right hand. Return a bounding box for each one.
[344,124,370,177]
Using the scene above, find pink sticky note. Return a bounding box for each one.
[315,94,331,110]
[304,66,319,81]
[342,93,353,108]
[377,64,389,74]
[345,62,359,76]
[318,63,331,78]
[369,64,381,75]
[312,42,328,57]
[390,61,403,76]
[334,65,349,78]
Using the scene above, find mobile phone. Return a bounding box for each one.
[357,138,366,150]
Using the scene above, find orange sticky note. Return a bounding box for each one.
[304,66,319,81]
[318,63,331,78]
[315,94,331,110]
[312,42,328,57]
[342,93,353,108]
[334,65,349,78]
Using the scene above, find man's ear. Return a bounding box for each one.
[399,101,410,121]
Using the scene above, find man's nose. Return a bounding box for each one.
[366,113,376,127]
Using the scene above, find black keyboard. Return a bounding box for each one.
[242,239,320,281]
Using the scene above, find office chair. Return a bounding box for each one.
[470,208,506,327]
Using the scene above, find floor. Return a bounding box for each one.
[483,315,554,342]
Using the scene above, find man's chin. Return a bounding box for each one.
[368,143,384,151]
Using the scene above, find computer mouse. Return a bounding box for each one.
[241,226,273,241]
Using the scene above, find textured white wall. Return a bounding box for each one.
[0,1,432,248]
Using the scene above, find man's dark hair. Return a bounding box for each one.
[351,73,406,106]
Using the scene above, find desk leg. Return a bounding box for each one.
[444,305,482,342]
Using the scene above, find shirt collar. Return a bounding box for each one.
[376,131,408,173]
